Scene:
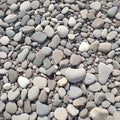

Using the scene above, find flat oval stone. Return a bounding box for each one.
[63,68,86,83]
[0,51,7,59]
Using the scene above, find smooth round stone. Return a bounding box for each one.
[80,9,88,19]
[92,18,104,29]
[1,93,7,102]
[67,104,79,117]
[20,1,31,11]
[115,12,120,20]
[31,1,40,9]
[107,7,118,17]
[6,30,15,38]
[31,32,47,43]
[101,29,108,38]
[64,0,75,3]
[57,77,67,87]
[98,42,111,53]
[0,36,10,45]
[58,88,66,98]
[4,62,12,69]
[57,25,69,38]
[54,107,67,120]
[98,62,112,84]
[89,82,101,92]
[21,89,27,100]
[62,7,69,14]
[93,29,101,38]
[36,101,50,116]
[38,90,47,103]
[106,92,115,103]
[68,34,75,40]
[0,101,5,113]
[102,101,111,108]
[70,54,82,66]
[68,17,76,26]
[28,86,39,101]
[63,68,86,83]
[3,83,11,90]
[6,102,17,114]
[90,107,108,120]
[107,31,118,41]
[4,14,17,23]
[80,109,88,118]
[84,73,96,85]
[79,42,90,52]
[69,86,82,99]
[0,51,7,59]
[7,0,17,4]
[41,47,52,56]
[13,32,22,42]
[33,76,47,89]
[18,76,30,88]
[90,2,101,11]
[44,25,54,37]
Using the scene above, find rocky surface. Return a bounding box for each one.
[0,0,120,120]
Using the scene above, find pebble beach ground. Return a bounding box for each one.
[0,0,120,120]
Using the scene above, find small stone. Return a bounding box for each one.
[90,107,108,120]
[18,76,30,88]
[64,0,75,3]
[8,89,20,101]
[24,99,31,113]
[52,49,64,64]
[106,92,115,103]
[98,42,111,53]
[48,80,56,90]
[16,48,29,63]
[33,76,47,89]
[0,36,10,45]
[41,47,52,56]
[92,18,104,29]
[4,62,12,69]
[1,93,7,102]
[20,1,31,11]
[89,82,101,92]
[107,7,118,17]
[93,29,101,38]
[115,12,120,20]
[69,86,82,99]
[112,69,120,76]
[28,86,39,101]
[38,90,47,103]
[20,26,34,33]
[31,32,47,43]
[80,108,88,118]
[25,68,33,78]
[13,32,22,42]
[98,62,112,84]
[57,25,69,38]
[57,77,67,87]
[0,69,7,75]
[80,9,88,19]
[58,88,66,98]
[113,111,120,120]
[79,42,90,52]
[44,25,54,37]
[8,69,18,83]
[21,89,27,100]
[63,68,86,83]
[101,29,108,38]
[54,107,67,120]
[68,17,76,26]
[70,54,82,66]
[84,73,96,85]
[0,101,5,113]
[3,83,11,90]
[31,1,40,9]
[90,2,101,11]
[107,31,118,41]
[6,102,17,114]
[73,97,87,107]
[33,51,46,67]
[0,51,7,59]
[36,101,50,116]
[67,104,79,117]
[4,14,17,23]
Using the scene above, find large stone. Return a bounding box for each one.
[6,102,17,114]
[31,32,47,43]
[63,68,86,83]
[90,107,108,120]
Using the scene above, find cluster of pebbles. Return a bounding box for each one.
[0,0,120,120]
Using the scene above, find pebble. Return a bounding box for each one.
[44,25,54,37]
[70,54,82,66]
[107,31,118,41]
[115,12,120,20]
[107,7,118,17]
[3,83,11,90]
[98,62,112,84]
[90,2,101,11]
[57,77,67,87]
[93,29,101,38]
[0,36,10,45]
[68,17,76,26]
[16,48,29,63]
[89,82,101,92]
[20,1,31,11]
[58,88,66,98]
[38,90,47,103]
[84,73,96,85]
[31,32,47,43]
[57,26,69,38]
[63,68,86,83]
[6,102,17,114]
[36,101,50,116]
[4,14,17,23]
[31,1,40,9]
[101,29,108,38]
[33,76,47,89]
[113,111,120,120]
[106,92,115,103]
[33,51,46,67]
[90,107,108,120]
[18,76,30,88]
[54,107,67,120]
[80,9,88,19]
[92,18,104,29]
[8,69,18,83]
[28,86,39,101]
[64,0,75,3]
[0,51,7,59]
[0,101,5,113]
[67,104,79,116]
[79,42,90,52]
[41,47,52,56]
[98,42,111,53]
[13,32,22,42]
[69,86,82,99]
